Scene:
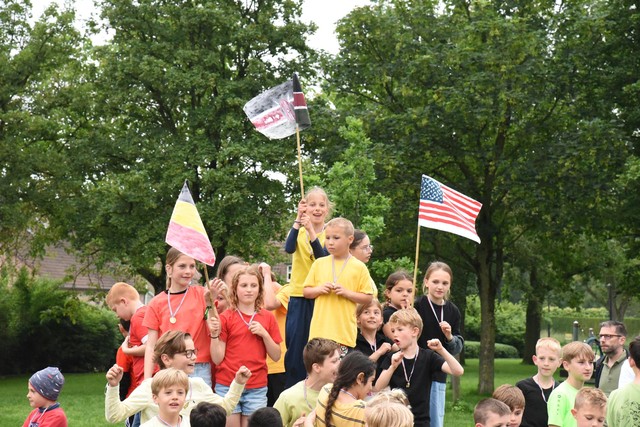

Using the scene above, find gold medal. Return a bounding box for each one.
[170,316,177,324]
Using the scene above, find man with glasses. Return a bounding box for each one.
[595,320,628,396]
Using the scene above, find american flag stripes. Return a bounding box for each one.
[418,175,482,243]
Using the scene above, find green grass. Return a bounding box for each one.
[0,359,541,426]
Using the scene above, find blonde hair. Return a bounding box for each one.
[492,384,525,410]
[325,217,354,237]
[305,186,334,218]
[535,337,562,356]
[474,398,511,424]
[388,308,423,335]
[229,265,264,310]
[422,261,453,299]
[562,341,595,364]
[574,387,607,410]
[106,282,140,307]
[367,388,410,406]
[150,368,189,396]
[365,402,413,427]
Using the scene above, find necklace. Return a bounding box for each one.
[340,388,358,400]
[427,297,444,323]
[156,414,181,427]
[303,378,314,410]
[534,375,555,403]
[236,309,257,328]
[332,254,352,285]
[167,286,189,324]
[401,348,419,388]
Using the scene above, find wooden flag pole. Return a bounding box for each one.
[296,125,305,198]
[413,223,421,290]
[202,264,218,319]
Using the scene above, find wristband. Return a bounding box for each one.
[294,220,301,224]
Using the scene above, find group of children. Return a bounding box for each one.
[22,185,636,427]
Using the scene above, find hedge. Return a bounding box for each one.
[464,341,520,359]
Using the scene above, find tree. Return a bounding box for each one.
[60,0,317,293]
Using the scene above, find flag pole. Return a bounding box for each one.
[296,125,305,198]
[413,223,421,290]
[202,264,218,319]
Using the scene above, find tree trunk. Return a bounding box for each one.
[477,252,497,394]
[522,267,543,364]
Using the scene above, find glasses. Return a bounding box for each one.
[598,334,622,340]
[359,245,374,252]
[178,349,198,358]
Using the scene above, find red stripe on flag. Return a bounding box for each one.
[293,92,307,108]
[166,221,216,266]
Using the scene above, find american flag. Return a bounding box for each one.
[418,175,482,243]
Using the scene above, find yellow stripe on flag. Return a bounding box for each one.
[170,200,207,235]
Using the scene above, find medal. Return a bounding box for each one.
[169,317,177,324]
[167,286,189,326]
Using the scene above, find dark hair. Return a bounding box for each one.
[383,270,413,305]
[216,255,246,280]
[324,352,375,426]
[119,319,131,331]
[153,330,192,369]
[350,229,368,250]
[303,338,341,374]
[190,401,227,427]
[630,336,640,366]
[248,407,282,427]
[600,320,627,337]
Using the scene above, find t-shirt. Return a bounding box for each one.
[217,308,282,388]
[129,305,149,387]
[547,380,580,427]
[116,347,136,398]
[516,376,559,427]
[267,284,291,375]
[305,255,373,347]
[140,415,188,427]
[143,286,211,364]
[606,383,640,427]
[289,227,326,297]
[22,404,67,427]
[598,351,628,396]
[377,347,445,427]
[314,383,366,427]
[354,331,393,359]
[274,379,320,427]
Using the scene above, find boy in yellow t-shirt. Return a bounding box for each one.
[303,217,373,353]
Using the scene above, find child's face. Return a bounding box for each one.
[389,322,419,350]
[223,263,244,287]
[305,192,329,226]
[324,225,353,257]
[316,349,341,384]
[110,300,133,321]
[385,279,414,309]
[166,255,196,289]
[152,385,187,416]
[351,235,372,263]
[352,374,375,400]
[564,356,594,382]
[357,304,383,332]
[571,404,606,427]
[26,383,50,409]
[533,346,561,378]
[235,274,260,307]
[508,407,524,427]
[476,413,511,427]
[166,338,197,374]
[424,269,451,303]
[215,292,229,313]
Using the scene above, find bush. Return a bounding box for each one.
[464,341,520,359]
[0,268,119,375]
[465,295,526,356]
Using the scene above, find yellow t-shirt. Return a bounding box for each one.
[314,384,366,427]
[267,284,291,374]
[305,256,373,347]
[289,227,326,297]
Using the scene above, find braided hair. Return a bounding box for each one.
[323,351,375,427]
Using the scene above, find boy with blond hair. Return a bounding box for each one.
[571,388,606,427]
[606,335,640,427]
[474,398,512,427]
[516,337,562,427]
[547,341,595,427]
[375,308,464,427]
[303,217,373,354]
[107,282,150,389]
[493,384,525,427]
[141,368,190,427]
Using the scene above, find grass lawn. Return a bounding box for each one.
[0,359,542,426]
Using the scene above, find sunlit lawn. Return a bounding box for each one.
[0,359,544,426]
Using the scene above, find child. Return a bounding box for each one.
[354,300,396,363]
[141,368,189,427]
[209,265,282,427]
[107,281,149,389]
[375,308,464,427]
[190,402,227,427]
[474,398,512,427]
[365,402,414,427]
[248,407,283,427]
[314,351,375,427]
[572,388,606,427]
[274,338,341,427]
[212,255,247,314]
[606,335,640,427]
[381,271,414,340]
[284,187,331,387]
[414,261,464,427]
[303,217,373,354]
[24,366,67,427]
[547,341,595,427]
[143,247,215,386]
[349,229,377,297]
[516,337,562,427]
[492,384,525,427]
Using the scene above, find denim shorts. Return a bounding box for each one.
[215,383,267,416]
[191,362,212,387]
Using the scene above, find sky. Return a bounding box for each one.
[30,0,371,53]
